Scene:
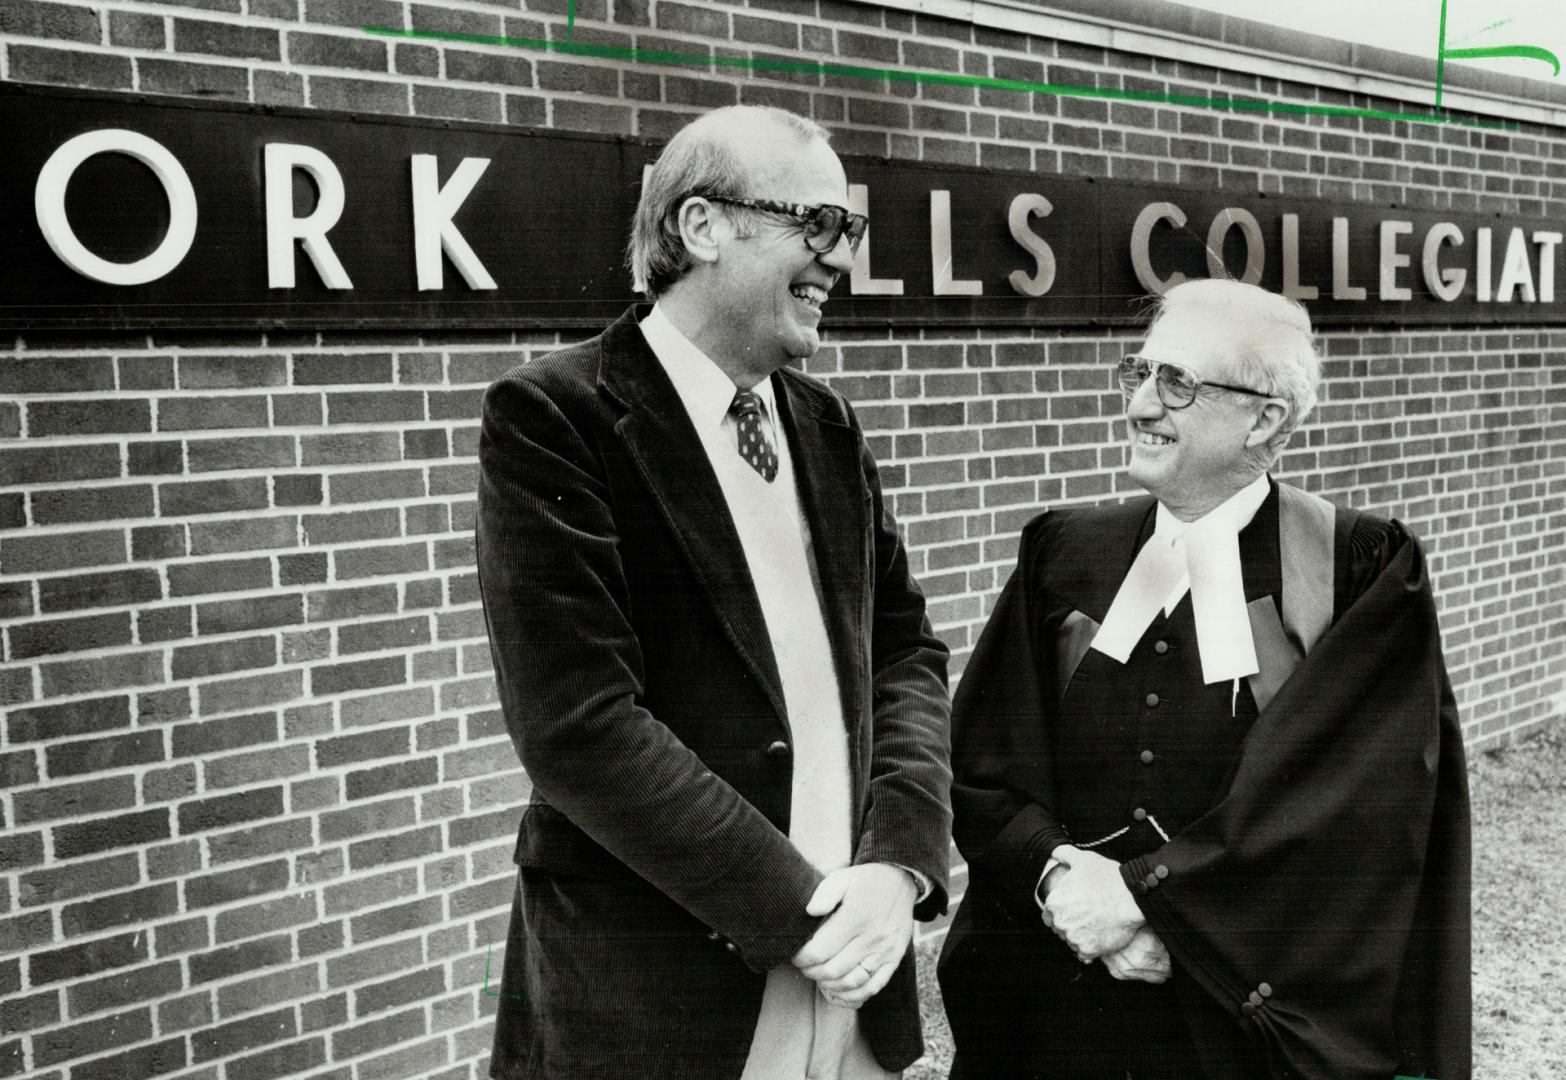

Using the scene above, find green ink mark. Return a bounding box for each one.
[1436,0,1558,107]
[1442,43,1560,74]
[567,0,575,43]
[361,24,1516,130]
[484,943,526,1002]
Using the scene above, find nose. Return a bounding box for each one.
[818,230,856,275]
[1126,374,1166,420]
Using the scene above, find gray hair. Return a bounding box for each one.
[627,106,832,297]
[1150,279,1321,464]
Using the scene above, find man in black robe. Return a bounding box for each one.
[937,279,1470,1079]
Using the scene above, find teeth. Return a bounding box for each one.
[790,284,827,307]
[1138,431,1174,445]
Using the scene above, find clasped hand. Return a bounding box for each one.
[790,863,916,1008]
[1040,846,1155,971]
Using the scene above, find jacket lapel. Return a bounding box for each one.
[773,369,868,731]
[596,308,787,728]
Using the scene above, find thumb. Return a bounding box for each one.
[806,870,851,916]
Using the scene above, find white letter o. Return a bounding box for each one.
[35,129,198,286]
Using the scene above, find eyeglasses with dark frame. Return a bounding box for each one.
[704,196,869,255]
[1117,355,1273,410]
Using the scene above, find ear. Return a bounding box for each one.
[676,197,724,269]
[1244,397,1289,450]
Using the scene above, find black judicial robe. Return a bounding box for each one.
[938,481,1471,1080]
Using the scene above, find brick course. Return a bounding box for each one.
[4,1,1565,1078]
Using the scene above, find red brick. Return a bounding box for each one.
[294,353,394,385]
[0,988,60,1035]
[348,824,441,871]
[71,1037,188,1080]
[44,728,163,779]
[286,29,388,72]
[333,541,429,580]
[160,477,270,517]
[14,775,136,825]
[311,655,407,696]
[168,556,273,596]
[197,670,303,716]
[172,711,278,758]
[158,990,212,1034]
[310,74,411,114]
[329,1007,428,1060]
[208,815,313,862]
[33,1006,154,1067]
[59,882,180,938]
[345,758,438,801]
[227,1037,328,1080]
[27,398,151,436]
[447,806,516,848]
[30,931,150,985]
[214,894,317,945]
[7,45,133,89]
[187,435,297,473]
[0,908,52,951]
[178,352,288,390]
[184,857,291,912]
[0,355,113,393]
[177,786,285,834]
[17,852,140,907]
[217,964,319,1019]
[41,650,164,697]
[127,441,185,476]
[6,694,130,742]
[172,635,278,680]
[173,16,281,59]
[1,443,121,484]
[356,965,446,1017]
[54,808,171,859]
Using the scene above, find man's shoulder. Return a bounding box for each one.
[775,364,852,424]
[1020,496,1155,555]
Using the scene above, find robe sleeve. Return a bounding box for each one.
[1119,524,1471,1079]
[949,513,1076,919]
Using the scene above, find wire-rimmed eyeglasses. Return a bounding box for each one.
[1117,355,1272,410]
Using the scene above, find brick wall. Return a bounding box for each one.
[3,1,1563,1078]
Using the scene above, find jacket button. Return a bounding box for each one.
[1144,873,1158,888]
[1154,640,1170,655]
[705,930,722,942]
[1240,1002,1257,1019]
[1140,749,1155,765]
[1154,865,1169,879]
[1132,807,1147,822]
[724,942,740,955]
[1145,693,1160,707]
[765,740,790,760]
[1249,990,1264,1006]
[1258,982,1272,997]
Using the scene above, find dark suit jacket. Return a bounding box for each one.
[476,306,953,1080]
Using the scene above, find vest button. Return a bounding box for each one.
[1258,982,1272,998]
[1140,749,1155,765]
[1154,640,1170,654]
[1132,807,1147,822]
[724,941,741,955]
[1144,873,1158,888]
[1154,864,1169,879]
[1249,990,1264,1006]
[765,740,790,760]
[1145,693,1160,707]
[1241,1002,1257,1019]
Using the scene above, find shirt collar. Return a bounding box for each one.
[1153,472,1271,543]
[639,303,779,431]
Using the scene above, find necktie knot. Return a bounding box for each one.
[729,389,778,483]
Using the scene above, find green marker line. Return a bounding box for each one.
[1434,0,1449,107]
[566,0,575,43]
[362,24,1516,130]
[1442,44,1560,76]
[483,943,525,1002]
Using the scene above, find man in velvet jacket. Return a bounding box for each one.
[938,280,1471,1079]
[476,105,952,1080]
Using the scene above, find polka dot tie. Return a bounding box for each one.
[729,389,778,483]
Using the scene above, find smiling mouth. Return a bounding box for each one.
[790,283,828,310]
[1136,430,1175,445]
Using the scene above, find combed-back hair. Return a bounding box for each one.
[627,106,832,297]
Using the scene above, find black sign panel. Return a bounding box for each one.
[4,82,1562,330]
